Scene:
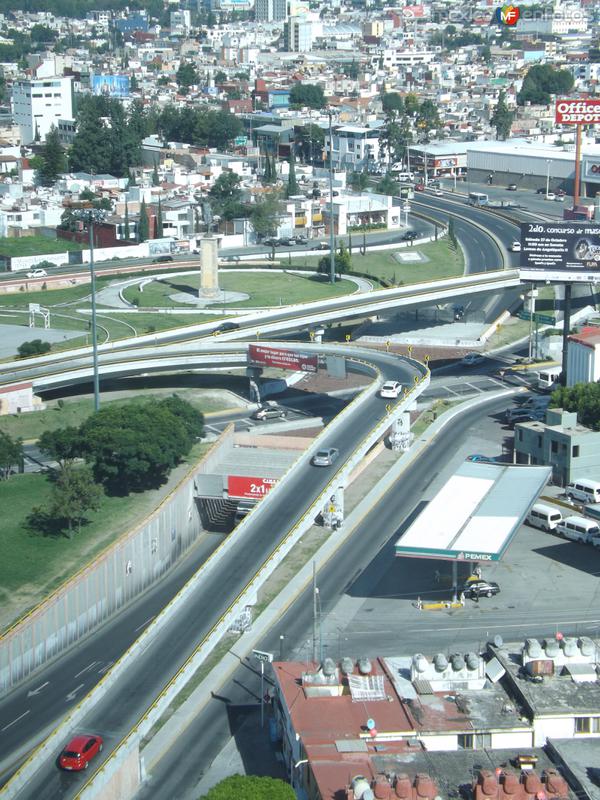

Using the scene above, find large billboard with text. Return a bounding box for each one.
[519,222,600,283]
[228,475,277,499]
[555,98,600,125]
[248,344,318,373]
[91,75,130,98]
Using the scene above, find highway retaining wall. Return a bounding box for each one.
[0,446,215,697]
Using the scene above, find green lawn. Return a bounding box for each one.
[295,238,464,286]
[0,442,209,631]
[0,392,235,441]
[123,271,355,309]
[0,236,84,258]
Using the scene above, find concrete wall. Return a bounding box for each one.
[0,448,213,696]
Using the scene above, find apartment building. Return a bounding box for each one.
[11,76,73,145]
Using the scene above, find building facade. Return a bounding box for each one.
[11,76,73,145]
[255,0,287,22]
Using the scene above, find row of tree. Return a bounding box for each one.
[551,382,600,432]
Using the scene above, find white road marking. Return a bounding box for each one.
[1,710,30,732]
[407,617,600,633]
[74,661,97,678]
[98,661,114,675]
[134,615,155,633]
[27,681,49,698]
[65,683,85,702]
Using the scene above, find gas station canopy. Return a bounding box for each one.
[395,462,552,562]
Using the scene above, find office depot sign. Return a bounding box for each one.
[555,99,600,125]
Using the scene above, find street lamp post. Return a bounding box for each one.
[327,110,336,284]
[72,206,107,412]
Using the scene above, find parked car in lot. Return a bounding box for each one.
[379,380,403,398]
[566,478,600,505]
[252,403,287,421]
[59,734,103,771]
[526,503,563,533]
[311,447,339,467]
[26,268,47,278]
[556,515,600,544]
[461,352,485,366]
[462,579,500,599]
[262,237,279,247]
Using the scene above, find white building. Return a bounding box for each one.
[255,0,286,21]
[11,76,73,145]
[283,16,313,52]
[326,124,383,172]
[567,328,600,387]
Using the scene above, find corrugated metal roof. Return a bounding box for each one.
[395,462,551,561]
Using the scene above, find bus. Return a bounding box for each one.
[399,184,414,200]
[467,192,489,206]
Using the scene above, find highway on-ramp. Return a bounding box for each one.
[0,348,425,799]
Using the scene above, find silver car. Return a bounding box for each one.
[311,447,339,467]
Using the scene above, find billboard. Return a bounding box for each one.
[555,98,600,125]
[91,75,130,98]
[228,475,277,499]
[248,344,318,373]
[519,222,600,283]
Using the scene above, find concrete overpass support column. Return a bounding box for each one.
[322,486,344,530]
[389,411,413,452]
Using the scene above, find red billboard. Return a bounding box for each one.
[555,99,600,125]
[228,475,277,499]
[248,344,318,373]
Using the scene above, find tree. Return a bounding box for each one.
[176,60,198,92]
[250,192,281,239]
[490,90,514,140]
[349,172,368,192]
[38,125,66,186]
[382,93,404,115]
[416,100,442,139]
[550,382,600,431]
[263,152,274,184]
[159,395,204,443]
[296,124,325,164]
[155,197,163,239]
[200,774,296,800]
[152,161,160,186]
[318,242,351,279]
[289,83,326,110]
[124,199,130,240]
[0,431,22,481]
[517,64,574,106]
[379,113,413,167]
[79,399,195,493]
[481,44,492,64]
[48,465,104,537]
[138,198,149,242]
[377,172,398,196]
[209,171,243,218]
[17,339,52,358]
[286,149,298,198]
[38,427,83,470]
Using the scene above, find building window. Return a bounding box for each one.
[458,734,474,749]
[537,436,542,448]
[551,440,558,454]
[573,445,580,457]
[576,717,591,733]
[517,429,523,442]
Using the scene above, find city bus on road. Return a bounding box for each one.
[467,191,489,206]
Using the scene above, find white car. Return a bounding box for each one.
[380,381,403,398]
[545,192,556,201]
[510,241,521,252]
[26,268,47,278]
[433,188,443,196]
[462,352,485,367]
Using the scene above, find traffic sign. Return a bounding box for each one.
[252,649,273,664]
[517,310,556,325]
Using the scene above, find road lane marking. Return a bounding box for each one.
[407,617,600,633]
[65,683,84,702]
[134,615,155,633]
[98,661,114,675]
[27,681,49,698]
[1,711,30,732]
[74,661,97,678]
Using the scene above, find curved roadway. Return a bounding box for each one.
[0,346,425,799]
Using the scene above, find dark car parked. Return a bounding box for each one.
[462,579,500,599]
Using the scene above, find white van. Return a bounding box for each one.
[526,503,563,532]
[556,515,600,543]
[537,368,561,392]
[566,479,600,505]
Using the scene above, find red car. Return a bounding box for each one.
[414,183,425,191]
[59,734,103,771]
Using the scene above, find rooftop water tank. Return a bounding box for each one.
[413,654,428,673]
[579,636,594,657]
[352,776,371,799]
[451,654,465,671]
[322,657,336,676]
[433,653,448,673]
[466,652,479,671]
[341,657,354,676]
[526,638,543,658]
[543,639,560,658]
[561,637,578,657]
[358,657,372,675]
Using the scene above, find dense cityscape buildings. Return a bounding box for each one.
[0,0,600,798]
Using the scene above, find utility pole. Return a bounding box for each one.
[328,110,336,284]
[312,561,318,664]
[88,218,100,412]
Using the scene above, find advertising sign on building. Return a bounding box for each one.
[584,159,600,179]
[228,475,277,499]
[434,157,457,168]
[519,222,600,283]
[555,98,600,125]
[91,75,130,98]
[248,344,318,373]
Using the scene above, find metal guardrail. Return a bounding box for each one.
[1,349,427,798]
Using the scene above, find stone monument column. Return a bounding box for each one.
[199,235,219,299]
